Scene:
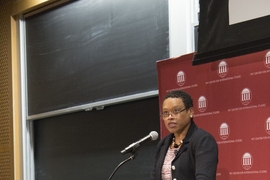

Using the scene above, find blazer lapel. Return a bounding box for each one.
[174,121,197,158]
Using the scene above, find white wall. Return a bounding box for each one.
[168,0,199,57]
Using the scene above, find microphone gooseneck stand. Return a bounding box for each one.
[107,145,140,180]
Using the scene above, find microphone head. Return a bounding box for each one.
[149,131,159,140]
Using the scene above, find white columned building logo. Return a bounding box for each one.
[219,123,229,140]
[265,51,270,68]
[177,71,186,86]
[265,117,270,135]
[242,152,253,170]
[218,60,228,78]
[241,88,252,106]
[198,96,207,112]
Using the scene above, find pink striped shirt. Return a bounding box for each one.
[161,147,179,180]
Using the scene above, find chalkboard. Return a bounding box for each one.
[25,0,168,116]
[34,97,160,180]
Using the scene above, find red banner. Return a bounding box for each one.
[157,50,270,179]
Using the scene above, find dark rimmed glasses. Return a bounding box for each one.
[160,108,187,119]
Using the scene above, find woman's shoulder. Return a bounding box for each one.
[192,127,217,143]
[157,134,173,147]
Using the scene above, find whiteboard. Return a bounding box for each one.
[229,0,270,24]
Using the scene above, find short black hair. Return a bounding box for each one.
[163,90,193,108]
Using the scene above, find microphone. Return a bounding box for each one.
[121,131,159,154]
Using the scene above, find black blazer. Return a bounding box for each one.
[151,121,218,180]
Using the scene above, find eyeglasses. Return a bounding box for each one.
[160,108,187,118]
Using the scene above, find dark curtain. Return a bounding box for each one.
[193,0,270,65]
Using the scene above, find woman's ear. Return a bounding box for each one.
[189,107,194,118]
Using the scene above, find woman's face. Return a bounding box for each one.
[162,97,193,135]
